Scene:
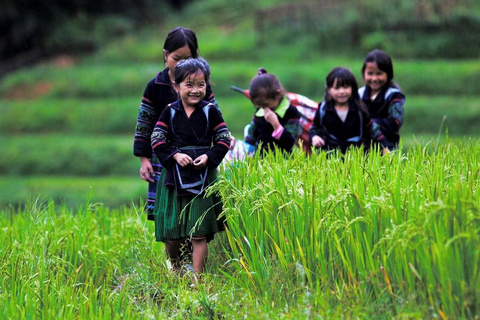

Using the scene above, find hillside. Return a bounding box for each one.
[1,1,480,209]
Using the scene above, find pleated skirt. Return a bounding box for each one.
[153,168,225,242]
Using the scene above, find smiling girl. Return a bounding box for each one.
[309,67,371,153]
[359,49,406,152]
[151,58,231,274]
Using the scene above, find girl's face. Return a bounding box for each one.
[363,62,388,94]
[328,78,352,106]
[174,71,206,108]
[251,90,282,110]
[164,45,192,73]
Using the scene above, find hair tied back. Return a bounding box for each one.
[257,68,268,75]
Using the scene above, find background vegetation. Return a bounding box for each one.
[1,0,480,318]
[1,0,480,209]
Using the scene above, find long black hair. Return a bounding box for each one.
[163,27,199,61]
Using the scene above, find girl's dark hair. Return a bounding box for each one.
[248,68,285,100]
[325,67,367,114]
[174,58,210,84]
[361,49,397,87]
[163,27,199,61]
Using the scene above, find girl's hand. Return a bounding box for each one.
[229,135,236,150]
[139,157,155,182]
[264,107,280,129]
[311,135,325,148]
[173,153,193,167]
[193,154,208,169]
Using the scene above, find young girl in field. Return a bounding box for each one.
[309,67,371,153]
[359,49,405,152]
[133,27,220,221]
[151,58,231,274]
[244,69,301,154]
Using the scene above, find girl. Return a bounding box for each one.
[309,67,371,153]
[151,58,231,274]
[244,68,301,154]
[133,27,219,221]
[359,49,405,152]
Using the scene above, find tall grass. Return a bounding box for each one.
[216,138,480,318]
[2,139,479,318]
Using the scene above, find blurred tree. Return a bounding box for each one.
[0,0,177,76]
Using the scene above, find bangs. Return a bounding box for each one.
[333,75,354,87]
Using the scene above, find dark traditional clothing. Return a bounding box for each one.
[151,100,230,242]
[244,97,301,154]
[358,85,405,150]
[133,68,216,220]
[309,101,372,153]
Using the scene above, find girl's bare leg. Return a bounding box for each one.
[191,236,208,273]
[165,239,181,270]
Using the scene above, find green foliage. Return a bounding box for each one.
[3,141,478,318]
[215,139,480,318]
[0,177,145,210]
[0,135,136,176]
[0,98,139,134]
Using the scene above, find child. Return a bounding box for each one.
[133,27,220,221]
[244,68,301,154]
[151,58,231,274]
[359,49,405,152]
[309,67,371,153]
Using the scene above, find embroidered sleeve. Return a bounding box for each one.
[374,93,405,136]
[133,82,159,158]
[278,112,301,152]
[206,106,231,167]
[244,118,259,147]
[151,106,178,166]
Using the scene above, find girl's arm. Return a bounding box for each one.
[275,107,301,152]
[205,106,231,168]
[244,118,259,147]
[309,105,328,148]
[371,92,405,148]
[151,106,178,167]
[134,80,159,159]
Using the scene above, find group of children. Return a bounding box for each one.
[133,27,405,277]
[242,49,405,157]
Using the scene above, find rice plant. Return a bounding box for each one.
[1,138,479,319]
[216,138,480,318]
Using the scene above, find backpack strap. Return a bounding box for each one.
[318,101,326,124]
[384,87,402,100]
[358,85,401,100]
[358,86,366,99]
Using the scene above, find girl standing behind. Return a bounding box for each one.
[151,58,231,274]
[244,69,301,154]
[309,67,371,153]
[359,49,405,152]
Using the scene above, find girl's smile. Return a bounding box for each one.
[363,62,388,97]
[175,71,207,108]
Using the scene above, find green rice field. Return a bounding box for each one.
[1,142,479,319]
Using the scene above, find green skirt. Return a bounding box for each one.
[153,168,225,242]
